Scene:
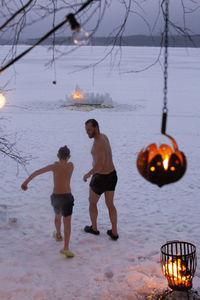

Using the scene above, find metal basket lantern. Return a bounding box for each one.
[161,241,197,291]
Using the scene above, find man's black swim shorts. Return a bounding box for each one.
[51,193,74,217]
[90,170,118,195]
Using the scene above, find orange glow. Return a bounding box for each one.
[71,88,84,101]
[146,143,173,170]
[150,166,155,172]
[0,94,6,109]
[163,259,191,287]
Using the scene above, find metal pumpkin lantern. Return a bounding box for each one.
[137,0,187,187]
[137,134,187,187]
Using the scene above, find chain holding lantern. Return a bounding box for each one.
[136,0,187,187]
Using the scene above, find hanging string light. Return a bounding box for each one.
[67,13,89,45]
[0,0,94,74]
[136,0,187,187]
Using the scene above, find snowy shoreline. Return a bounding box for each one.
[0,45,200,300]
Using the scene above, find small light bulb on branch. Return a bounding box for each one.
[73,28,89,45]
[67,13,89,45]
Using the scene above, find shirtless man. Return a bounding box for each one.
[83,119,118,240]
[21,146,75,257]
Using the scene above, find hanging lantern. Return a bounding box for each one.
[136,0,187,187]
[137,134,187,187]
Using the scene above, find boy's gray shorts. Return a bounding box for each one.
[51,193,74,217]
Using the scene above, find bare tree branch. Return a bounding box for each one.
[0,0,35,31]
[0,0,98,73]
[0,135,31,166]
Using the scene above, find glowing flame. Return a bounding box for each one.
[71,87,84,101]
[0,94,6,109]
[163,258,191,287]
[163,156,169,170]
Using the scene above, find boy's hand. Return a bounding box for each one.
[21,183,28,191]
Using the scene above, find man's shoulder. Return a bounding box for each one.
[100,133,107,138]
[95,137,107,151]
[100,134,109,146]
[101,133,109,141]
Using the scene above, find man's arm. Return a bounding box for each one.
[21,164,54,190]
[83,146,105,182]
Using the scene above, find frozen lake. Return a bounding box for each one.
[0,45,200,300]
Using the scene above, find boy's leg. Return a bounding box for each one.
[63,215,72,250]
[54,214,62,238]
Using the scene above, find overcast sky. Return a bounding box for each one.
[13,0,200,38]
[101,0,200,35]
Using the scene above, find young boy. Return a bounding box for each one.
[21,145,74,258]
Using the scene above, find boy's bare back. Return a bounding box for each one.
[52,161,74,194]
[21,159,74,194]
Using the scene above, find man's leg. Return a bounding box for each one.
[88,187,101,232]
[54,214,62,238]
[104,191,118,236]
[63,215,71,250]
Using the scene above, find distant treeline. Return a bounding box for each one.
[1,35,200,47]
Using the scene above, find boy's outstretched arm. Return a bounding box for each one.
[21,164,54,191]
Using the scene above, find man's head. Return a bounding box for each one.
[85,119,99,138]
[58,145,70,160]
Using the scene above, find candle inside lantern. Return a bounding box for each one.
[0,94,6,109]
[163,156,169,170]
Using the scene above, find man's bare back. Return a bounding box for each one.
[91,133,115,174]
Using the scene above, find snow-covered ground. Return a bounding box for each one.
[0,45,200,300]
